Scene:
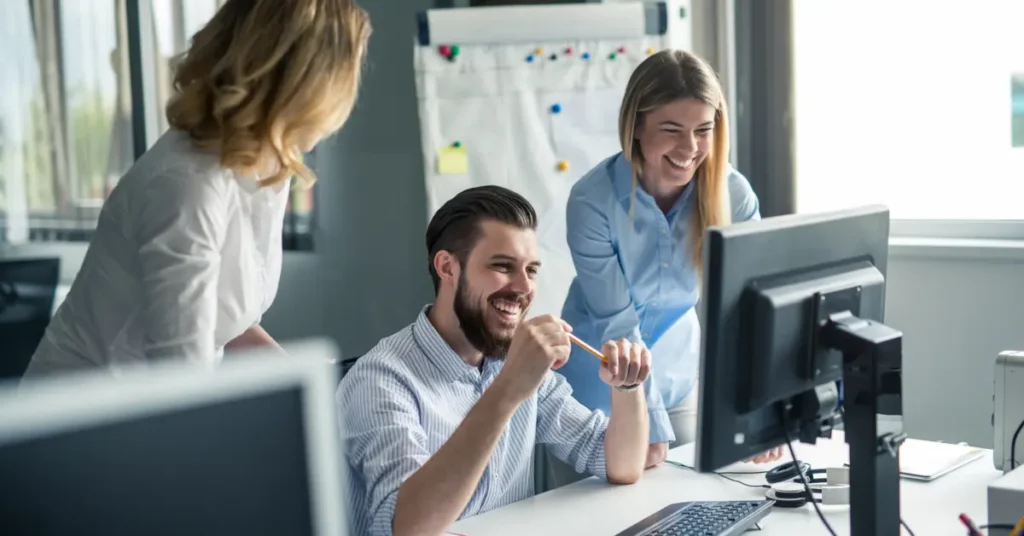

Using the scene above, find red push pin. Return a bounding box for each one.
[564,46,573,55]
[438,44,451,57]
[618,46,626,54]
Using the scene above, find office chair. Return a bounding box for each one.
[0,258,60,380]
[337,355,361,382]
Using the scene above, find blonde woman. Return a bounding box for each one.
[552,50,782,481]
[23,0,371,378]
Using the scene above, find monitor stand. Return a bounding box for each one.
[821,310,906,536]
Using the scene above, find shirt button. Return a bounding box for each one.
[643,332,650,338]
[662,262,669,268]
[651,301,658,306]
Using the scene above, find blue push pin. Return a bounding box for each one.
[526,54,535,63]
[550,103,561,114]
[581,52,591,60]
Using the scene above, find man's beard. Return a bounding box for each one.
[452,271,527,359]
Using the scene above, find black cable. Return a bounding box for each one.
[779,404,918,536]
[1010,418,1024,470]
[779,407,838,536]
[665,460,768,489]
[980,524,1016,530]
[782,430,838,536]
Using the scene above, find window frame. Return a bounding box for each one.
[4,0,314,252]
[731,0,1024,244]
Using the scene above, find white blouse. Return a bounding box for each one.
[23,128,289,378]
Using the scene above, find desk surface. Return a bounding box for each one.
[449,433,1002,535]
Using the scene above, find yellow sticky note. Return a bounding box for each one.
[437,145,468,175]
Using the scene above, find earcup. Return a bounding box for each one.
[766,482,811,508]
[765,461,810,484]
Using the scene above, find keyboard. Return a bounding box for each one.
[615,500,774,536]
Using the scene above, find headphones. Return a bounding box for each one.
[763,461,850,509]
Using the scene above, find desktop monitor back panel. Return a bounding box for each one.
[696,205,891,471]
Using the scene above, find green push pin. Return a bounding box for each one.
[450,45,461,57]
[609,52,617,60]
[452,140,462,148]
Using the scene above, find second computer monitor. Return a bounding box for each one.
[0,340,347,536]
[695,205,891,471]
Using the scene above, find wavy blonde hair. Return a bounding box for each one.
[166,0,371,188]
[618,49,732,273]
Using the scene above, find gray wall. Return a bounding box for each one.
[885,248,1024,448]
[261,0,436,358]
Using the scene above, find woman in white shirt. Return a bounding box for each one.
[23,0,371,377]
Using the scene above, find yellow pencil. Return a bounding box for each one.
[1009,517,1024,536]
[568,333,608,363]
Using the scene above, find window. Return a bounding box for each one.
[791,0,1024,224]
[0,0,314,250]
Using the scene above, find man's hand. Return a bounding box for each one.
[746,446,785,464]
[598,338,651,388]
[493,315,572,404]
[645,442,669,468]
[600,338,652,483]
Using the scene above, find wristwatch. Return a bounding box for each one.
[615,383,640,393]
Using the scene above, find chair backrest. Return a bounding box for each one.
[0,257,60,380]
[337,356,361,383]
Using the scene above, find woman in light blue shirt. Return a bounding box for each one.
[555,50,783,478]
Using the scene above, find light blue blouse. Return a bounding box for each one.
[558,152,761,444]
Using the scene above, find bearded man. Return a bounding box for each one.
[337,185,653,536]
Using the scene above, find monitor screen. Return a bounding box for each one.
[0,387,315,536]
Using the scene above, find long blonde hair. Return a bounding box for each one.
[166,0,371,188]
[618,49,731,273]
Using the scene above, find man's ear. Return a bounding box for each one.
[433,250,460,287]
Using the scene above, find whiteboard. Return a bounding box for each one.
[414,6,669,320]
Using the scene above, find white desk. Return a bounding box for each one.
[449,434,1003,535]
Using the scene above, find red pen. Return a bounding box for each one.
[959,513,983,536]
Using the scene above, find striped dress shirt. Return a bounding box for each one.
[337,306,610,536]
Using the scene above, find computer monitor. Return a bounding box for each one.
[0,340,348,536]
[695,205,905,536]
[0,257,60,380]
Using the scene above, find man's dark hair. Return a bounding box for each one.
[425,185,538,293]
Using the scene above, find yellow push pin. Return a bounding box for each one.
[534,46,544,55]
[646,47,655,55]
[557,160,570,172]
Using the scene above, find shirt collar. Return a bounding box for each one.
[412,305,500,383]
[610,152,697,219]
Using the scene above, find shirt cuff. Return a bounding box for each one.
[590,428,609,481]
[648,407,676,444]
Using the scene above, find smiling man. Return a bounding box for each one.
[337,185,652,536]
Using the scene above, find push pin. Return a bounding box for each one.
[525,54,534,63]
[452,140,462,148]
[438,45,451,57]
[564,46,573,55]
[534,46,544,55]
[646,47,655,55]
[449,45,461,58]
[550,103,561,114]
[557,160,570,172]
[618,46,626,53]
[549,53,557,61]
[581,52,591,60]
[609,52,617,60]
